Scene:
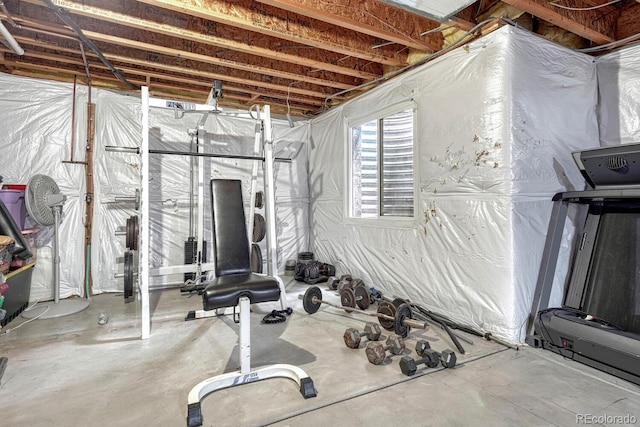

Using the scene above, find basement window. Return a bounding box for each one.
[348,105,416,219]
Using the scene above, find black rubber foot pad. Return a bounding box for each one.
[185,311,196,321]
[300,377,317,399]
[186,402,203,427]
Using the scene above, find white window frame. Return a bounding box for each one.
[345,101,419,227]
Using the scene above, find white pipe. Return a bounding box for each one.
[0,20,23,55]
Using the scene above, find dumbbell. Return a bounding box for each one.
[365,334,405,365]
[327,276,340,290]
[343,322,382,349]
[399,340,457,376]
[336,275,353,292]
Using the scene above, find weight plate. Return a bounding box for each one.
[251,243,263,273]
[394,303,412,338]
[303,286,322,314]
[255,191,264,209]
[354,285,371,310]
[132,215,139,251]
[253,213,266,243]
[340,287,356,312]
[133,215,139,251]
[126,215,139,251]
[392,297,408,308]
[126,216,133,250]
[124,250,134,302]
[377,301,396,331]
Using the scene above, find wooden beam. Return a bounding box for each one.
[82,29,357,90]
[25,0,378,81]
[1,47,323,107]
[11,34,343,104]
[501,0,614,44]
[7,10,357,92]
[617,3,640,40]
[1,60,312,115]
[254,0,441,51]
[135,0,407,67]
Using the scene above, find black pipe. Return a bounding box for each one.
[42,0,139,90]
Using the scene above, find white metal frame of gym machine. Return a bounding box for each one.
[134,86,287,339]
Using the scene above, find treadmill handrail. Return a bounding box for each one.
[555,187,640,202]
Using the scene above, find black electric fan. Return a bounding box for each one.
[22,174,90,319]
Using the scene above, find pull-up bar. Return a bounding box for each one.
[105,146,291,163]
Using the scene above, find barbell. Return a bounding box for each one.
[299,286,427,338]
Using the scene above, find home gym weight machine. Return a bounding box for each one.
[107,85,290,339]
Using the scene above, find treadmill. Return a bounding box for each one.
[527,143,640,386]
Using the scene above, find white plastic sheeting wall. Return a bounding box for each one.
[0,73,310,300]
[308,26,599,343]
[0,74,89,301]
[92,92,310,293]
[597,42,640,146]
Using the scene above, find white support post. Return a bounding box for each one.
[247,108,262,250]
[239,297,251,374]
[261,106,287,310]
[140,86,151,339]
[263,106,277,277]
[196,128,205,281]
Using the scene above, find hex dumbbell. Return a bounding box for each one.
[399,340,457,376]
[343,322,382,349]
[365,334,405,365]
[336,275,353,292]
[327,276,340,290]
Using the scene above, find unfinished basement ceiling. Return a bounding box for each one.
[0,0,639,117]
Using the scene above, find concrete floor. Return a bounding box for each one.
[1,281,639,427]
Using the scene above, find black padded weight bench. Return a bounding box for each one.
[186,179,316,427]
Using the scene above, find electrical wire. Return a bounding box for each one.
[578,32,640,53]
[0,300,50,335]
[324,18,497,109]
[549,0,622,11]
[317,0,428,49]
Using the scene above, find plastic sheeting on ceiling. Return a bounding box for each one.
[308,25,600,343]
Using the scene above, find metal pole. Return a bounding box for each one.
[147,149,291,163]
[140,86,151,340]
[263,106,278,277]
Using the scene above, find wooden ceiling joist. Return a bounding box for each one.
[501,0,615,44]
[134,0,408,67]
[9,15,356,93]
[3,0,639,116]
[617,4,640,40]
[24,0,380,81]
[11,33,340,104]
[254,0,442,52]
[13,31,338,101]
[82,30,357,90]
[4,61,309,115]
[1,47,324,108]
